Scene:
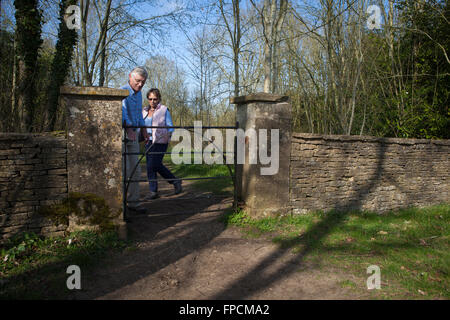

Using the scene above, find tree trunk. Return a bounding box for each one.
[47,0,78,131]
[81,0,92,86]
[219,0,241,97]
[99,33,107,86]
[96,0,112,87]
[14,0,43,132]
[251,0,287,93]
[11,38,18,131]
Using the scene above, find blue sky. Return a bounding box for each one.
[122,0,218,90]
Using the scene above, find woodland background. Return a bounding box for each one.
[0,0,448,139]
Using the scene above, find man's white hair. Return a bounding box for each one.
[130,66,148,79]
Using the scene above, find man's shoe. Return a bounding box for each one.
[144,192,159,200]
[127,206,147,215]
[174,181,182,194]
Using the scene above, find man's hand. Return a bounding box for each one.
[126,128,136,141]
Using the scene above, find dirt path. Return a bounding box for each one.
[71,171,376,300]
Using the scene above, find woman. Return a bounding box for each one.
[143,88,182,200]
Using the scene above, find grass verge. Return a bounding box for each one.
[222,204,449,299]
[0,230,126,299]
[169,162,234,195]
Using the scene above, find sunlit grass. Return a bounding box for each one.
[223,204,450,299]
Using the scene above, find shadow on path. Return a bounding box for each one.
[72,167,233,299]
[210,143,388,299]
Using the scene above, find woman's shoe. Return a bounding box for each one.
[174,181,182,194]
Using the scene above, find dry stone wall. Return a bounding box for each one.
[0,133,67,244]
[290,133,449,214]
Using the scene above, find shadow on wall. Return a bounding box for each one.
[292,135,449,214]
[0,134,68,246]
[1,173,30,245]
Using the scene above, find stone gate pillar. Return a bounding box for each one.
[231,93,292,218]
[60,86,129,235]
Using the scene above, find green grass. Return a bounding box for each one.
[222,204,450,299]
[339,279,358,289]
[0,230,126,299]
[169,162,234,195]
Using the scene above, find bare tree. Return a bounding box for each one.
[218,0,242,97]
[74,0,186,87]
[47,0,78,131]
[144,55,192,126]
[249,0,288,93]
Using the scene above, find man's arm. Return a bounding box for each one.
[122,98,131,127]
[139,105,150,141]
[122,98,137,141]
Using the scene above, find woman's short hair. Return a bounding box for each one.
[147,88,161,100]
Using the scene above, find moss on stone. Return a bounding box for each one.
[39,192,120,232]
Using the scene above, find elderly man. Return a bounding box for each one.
[122,66,149,216]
